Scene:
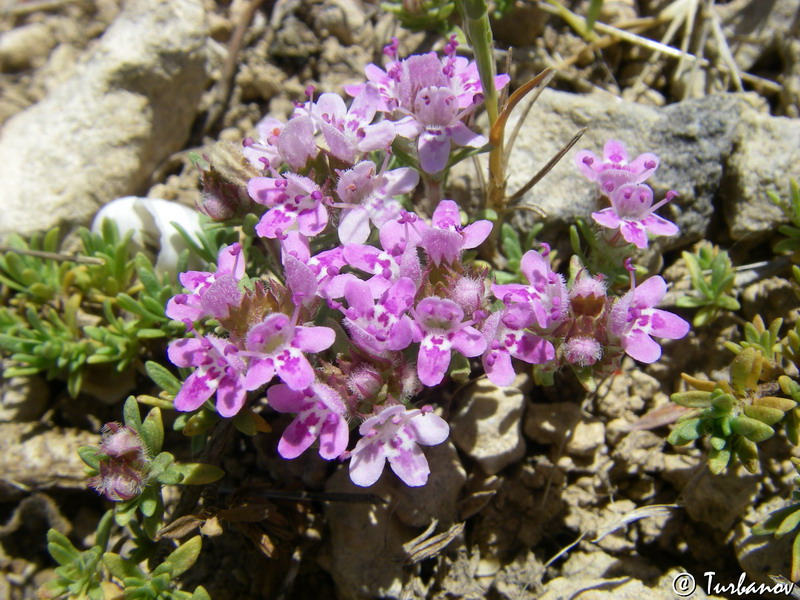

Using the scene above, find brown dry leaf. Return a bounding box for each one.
[403,520,465,564]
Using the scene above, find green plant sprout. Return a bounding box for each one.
[675,242,740,327]
[79,397,225,539]
[752,458,800,582]
[40,511,114,600]
[493,221,543,283]
[381,0,455,32]
[40,510,210,600]
[669,346,797,474]
[0,222,186,397]
[768,177,800,258]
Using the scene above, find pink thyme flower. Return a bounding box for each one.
[575,139,659,194]
[279,231,347,298]
[248,172,328,239]
[608,274,690,363]
[335,159,419,245]
[340,277,415,356]
[267,381,349,460]
[348,404,449,487]
[480,309,554,386]
[492,249,568,331]
[89,423,148,502]
[167,335,249,418]
[418,200,493,266]
[311,84,397,164]
[339,239,422,299]
[410,296,487,386]
[592,183,679,249]
[166,243,245,323]
[408,86,487,174]
[242,313,335,392]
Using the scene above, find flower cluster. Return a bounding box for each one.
[164,39,691,490]
[575,140,678,248]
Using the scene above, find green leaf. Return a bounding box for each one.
[584,0,603,33]
[103,552,144,580]
[78,446,102,471]
[140,407,164,456]
[156,466,185,486]
[46,530,80,565]
[169,463,225,485]
[752,504,800,535]
[667,418,705,445]
[793,531,800,582]
[731,415,775,443]
[123,396,143,432]
[708,446,732,474]
[716,295,741,311]
[147,452,175,480]
[777,508,800,537]
[114,498,140,527]
[164,536,203,577]
[139,486,159,518]
[145,361,182,397]
[671,391,713,408]
[191,586,212,600]
[743,404,786,426]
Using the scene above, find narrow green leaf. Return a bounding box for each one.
[169,463,225,485]
[123,396,143,431]
[164,536,203,577]
[78,446,102,471]
[731,415,775,443]
[145,361,182,396]
[103,552,144,580]
[752,504,800,535]
[140,407,164,456]
[777,508,800,537]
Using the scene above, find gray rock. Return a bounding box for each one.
[565,419,605,457]
[0,0,208,238]
[0,22,55,71]
[322,467,407,600]
[524,401,580,446]
[495,89,751,248]
[469,88,799,248]
[669,465,762,531]
[450,376,527,475]
[0,373,48,423]
[734,496,795,585]
[721,111,800,240]
[391,441,466,528]
[0,423,99,501]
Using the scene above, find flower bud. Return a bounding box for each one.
[89,423,148,502]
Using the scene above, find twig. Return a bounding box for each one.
[507,127,587,204]
[0,245,104,265]
[537,1,782,93]
[250,489,388,504]
[201,0,268,135]
[3,0,75,17]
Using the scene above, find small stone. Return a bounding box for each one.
[734,496,795,584]
[391,441,466,528]
[0,423,99,501]
[0,374,48,423]
[0,23,55,71]
[450,377,527,475]
[0,0,209,238]
[322,466,407,600]
[565,420,605,457]
[524,401,581,445]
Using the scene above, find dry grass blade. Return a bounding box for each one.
[403,521,465,564]
[489,68,553,153]
[507,127,587,205]
[591,504,679,543]
[0,245,104,265]
[504,69,556,164]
